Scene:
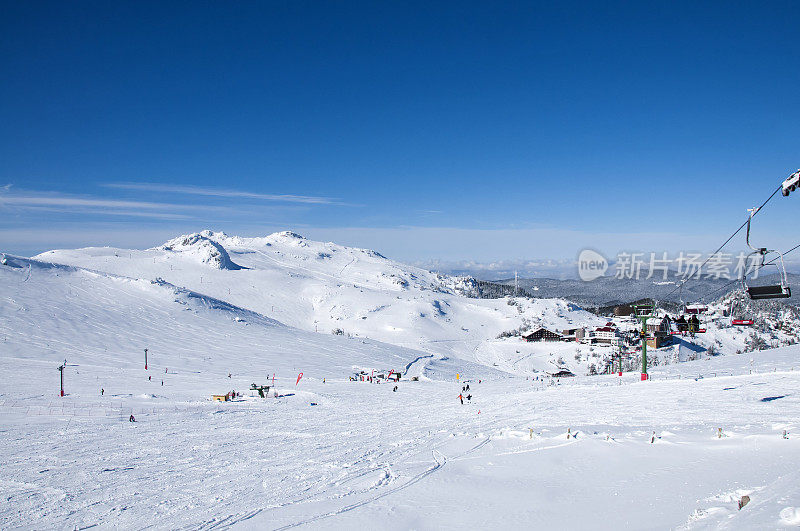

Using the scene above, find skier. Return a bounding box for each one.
[466,394,472,402]
[101,388,104,396]
[323,378,326,384]
[393,385,398,392]
[161,380,163,386]
[129,414,135,422]
[466,384,470,391]
[458,394,464,405]
[148,375,151,381]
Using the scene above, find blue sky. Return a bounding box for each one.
[1,1,798,263]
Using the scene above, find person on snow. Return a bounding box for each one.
[466,394,472,402]
[393,385,398,392]
[458,394,464,405]
[101,388,104,396]
[129,414,135,422]
[466,384,470,391]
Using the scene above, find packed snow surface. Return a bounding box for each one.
[2,233,799,529]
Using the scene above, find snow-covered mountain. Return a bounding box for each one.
[32,230,608,374]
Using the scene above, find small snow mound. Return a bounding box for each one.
[159,233,244,270]
[780,507,800,525]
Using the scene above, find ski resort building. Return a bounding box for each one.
[645,317,673,348]
[559,327,586,342]
[646,316,672,336]
[522,328,563,342]
[588,326,622,346]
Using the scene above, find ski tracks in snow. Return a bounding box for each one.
[268,437,490,530]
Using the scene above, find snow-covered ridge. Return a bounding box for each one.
[29,230,606,373]
[157,230,478,296]
[157,231,245,270]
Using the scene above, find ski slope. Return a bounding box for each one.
[3,234,800,529]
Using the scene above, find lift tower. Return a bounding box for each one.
[632,303,654,381]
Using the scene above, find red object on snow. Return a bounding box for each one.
[618,371,622,376]
[641,373,649,381]
[296,372,303,386]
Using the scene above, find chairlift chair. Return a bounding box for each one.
[687,314,705,334]
[741,208,791,300]
[782,169,799,197]
[672,315,688,334]
[729,293,754,326]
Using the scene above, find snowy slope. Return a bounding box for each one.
[2,250,800,529]
[0,255,492,392]
[2,274,799,531]
[34,231,608,374]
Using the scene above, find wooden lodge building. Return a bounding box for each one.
[522,328,563,342]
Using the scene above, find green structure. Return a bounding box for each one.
[632,303,654,380]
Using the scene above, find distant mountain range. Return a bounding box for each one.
[489,271,800,309]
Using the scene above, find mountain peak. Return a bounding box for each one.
[159,233,244,270]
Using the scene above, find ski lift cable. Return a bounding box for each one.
[662,184,783,302]
[692,241,800,303]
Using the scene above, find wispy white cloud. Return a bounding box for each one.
[17,205,193,220]
[0,190,244,214]
[1,184,11,192]
[0,194,187,210]
[103,182,341,205]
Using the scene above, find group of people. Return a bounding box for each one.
[458,383,474,404]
